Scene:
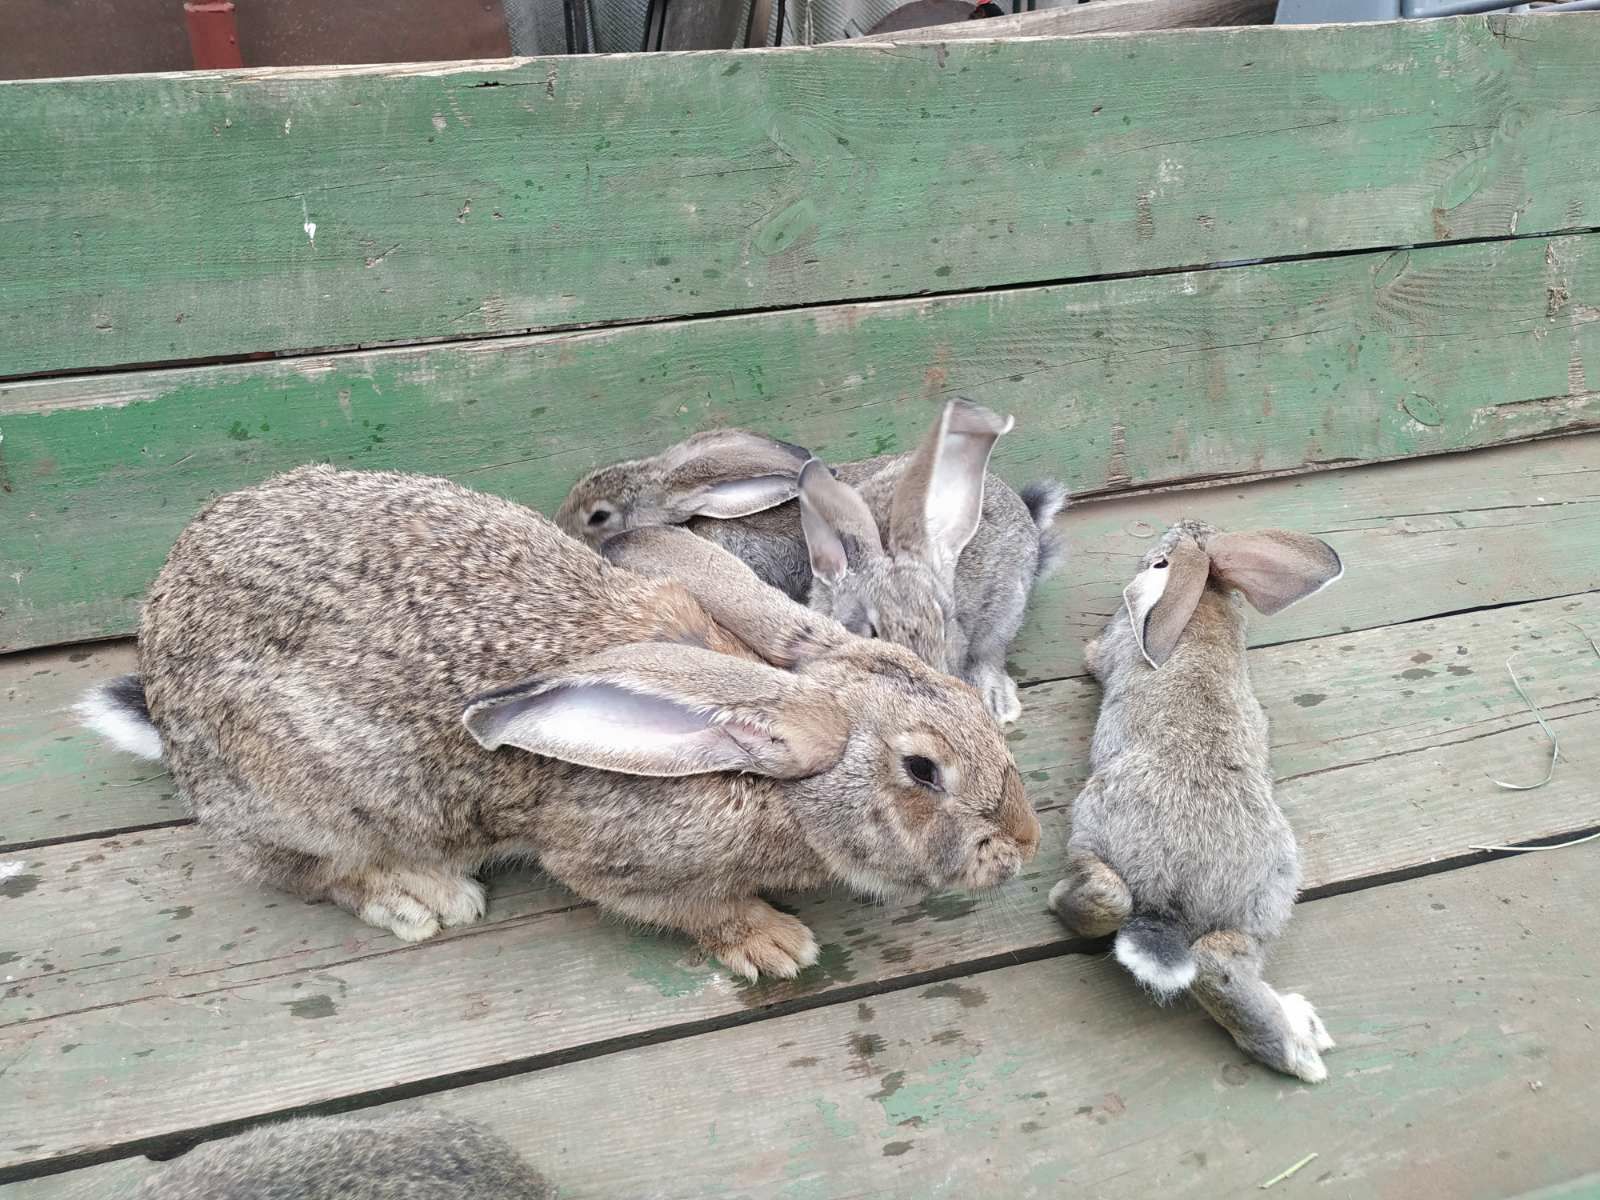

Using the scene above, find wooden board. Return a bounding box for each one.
[8,434,1597,847]
[3,590,1594,1174]
[4,233,1600,654]
[3,16,1599,377]
[348,851,1600,1199]
[0,641,185,851]
[17,844,1599,1198]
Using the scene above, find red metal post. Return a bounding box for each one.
[184,1,244,69]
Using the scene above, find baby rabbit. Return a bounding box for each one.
[556,400,1068,724]
[134,1111,550,1199]
[1048,520,1342,1082]
[78,467,1037,980]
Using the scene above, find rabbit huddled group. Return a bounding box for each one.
[77,397,1342,1102]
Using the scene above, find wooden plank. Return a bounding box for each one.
[4,233,1600,654]
[5,1159,148,1200]
[349,852,1600,1199]
[18,847,1598,1199]
[3,15,1599,377]
[0,641,183,850]
[10,435,1598,845]
[3,591,1595,1172]
[857,0,1277,41]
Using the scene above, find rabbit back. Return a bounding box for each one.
[138,466,734,873]
[134,1111,550,1199]
[1074,591,1300,944]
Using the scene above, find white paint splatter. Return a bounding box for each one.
[0,861,25,882]
[301,197,317,244]
[283,116,293,135]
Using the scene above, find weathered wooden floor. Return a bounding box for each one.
[5,15,1600,1196]
[4,432,1598,1199]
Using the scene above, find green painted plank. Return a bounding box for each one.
[2,15,1599,377]
[9,434,1598,845]
[3,591,1595,1172]
[360,851,1600,1199]
[4,233,1600,655]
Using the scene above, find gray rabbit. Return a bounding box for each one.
[1048,520,1342,1082]
[78,466,1038,979]
[132,1111,549,1199]
[555,400,1068,725]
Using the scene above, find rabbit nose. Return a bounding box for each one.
[1001,770,1041,861]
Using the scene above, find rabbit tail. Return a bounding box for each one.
[1113,912,1197,998]
[1019,480,1069,581]
[1190,930,1335,1083]
[75,674,163,761]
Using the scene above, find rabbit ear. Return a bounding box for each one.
[656,430,812,521]
[463,642,848,779]
[1205,530,1343,615]
[798,458,884,584]
[1123,538,1211,668]
[889,399,1014,573]
[603,525,849,667]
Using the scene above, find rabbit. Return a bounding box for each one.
[133,1111,550,1199]
[77,466,1038,981]
[1047,520,1343,1082]
[555,399,1068,725]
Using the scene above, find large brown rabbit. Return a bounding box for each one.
[1048,520,1342,1081]
[77,467,1038,980]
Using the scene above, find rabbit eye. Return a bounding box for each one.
[1152,557,1169,569]
[587,509,612,528]
[902,755,942,790]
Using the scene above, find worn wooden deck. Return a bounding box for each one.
[4,12,1600,1197]
[3,430,1597,1197]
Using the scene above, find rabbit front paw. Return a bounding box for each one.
[707,904,820,982]
[337,865,488,942]
[970,663,1022,726]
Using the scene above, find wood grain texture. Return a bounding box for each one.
[3,591,1594,1172]
[5,232,1600,653]
[10,434,1598,845]
[355,852,1600,1199]
[857,0,1277,41]
[17,848,1598,1199]
[3,15,1599,377]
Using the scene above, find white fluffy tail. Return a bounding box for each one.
[1114,914,1197,999]
[75,674,163,761]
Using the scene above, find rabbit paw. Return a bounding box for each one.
[709,908,820,982]
[1277,993,1335,1082]
[971,664,1023,726]
[349,867,487,943]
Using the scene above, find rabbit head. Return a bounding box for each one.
[797,399,1013,675]
[555,429,812,549]
[1096,520,1343,674]
[586,525,1042,898]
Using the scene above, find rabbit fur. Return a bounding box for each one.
[554,400,1068,725]
[78,466,1038,981]
[133,1111,550,1199]
[1047,519,1343,1082]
